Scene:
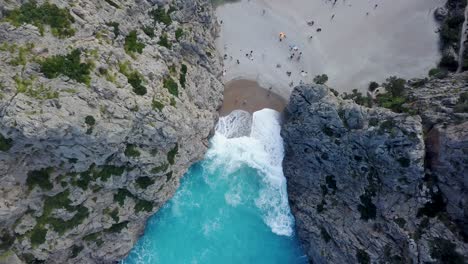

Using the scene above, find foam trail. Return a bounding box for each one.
[215,110,252,138]
[209,109,294,236]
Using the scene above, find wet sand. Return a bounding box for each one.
[216,0,444,97]
[219,79,287,116]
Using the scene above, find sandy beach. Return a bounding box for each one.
[219,79,287,116]
[216,0,444,98]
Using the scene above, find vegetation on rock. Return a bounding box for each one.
[313,74,328,84]
[152,99,165,111]
[356,249,370,264]
[124,30,145,54]
[454,92,468,113]
[175,28,184,41]
[106,22,120,39]
[180,64,188,88]
[149,7,175,26]
[167,144,178,165]
[4,0,75,38]
[136,177,155,189]
[26,168,53,191]
[119,62,147,95]
[141,26,155,39]
[124,144,141,157]
[0,134,13,151]
[40,49,92,85]
[158,33,172,49]
[163,77,178,97]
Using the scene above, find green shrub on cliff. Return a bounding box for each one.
[124,144,141,157]
[149,8,173,26]
[430,238,465,264]
[114,189,134,206]
[342,89,372,107]
[106,22,120,39]
[357,191,376,221]
[167,144,178,165]
[4,0,75,38]
[152,99,165,111]
[95,165,125,181]
[26,168,53,191]
[0,134,13,151]
[151,163,169,174]
[163,77,178,96]
[30,227,47,247]
[175,28,184,41]
[142,26,155,38]
[124,30,145,54]
[313,74,328,84]
[375,76,414,114]
[48,205,89,234]
[356,249,370,264]
[85,115,96,126]
[119,62,147,95]
[134,199,153,213]
[136,177,155,189]
[180,64,188,88]
[70,245,83,258]
[454,92,468,113]
[158,33,172,49]
[428,68,448,79]
[106,221,129,233]
[40,49,92,85]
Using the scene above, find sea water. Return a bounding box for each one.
[123,109,307,264]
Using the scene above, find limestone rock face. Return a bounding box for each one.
[282,83,467,263]
[407,73,468,241]
[0,0,222,263]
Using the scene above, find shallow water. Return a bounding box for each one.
[123,109,307,264]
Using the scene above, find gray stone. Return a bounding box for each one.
[282,83,468,263]
[0,0,223,263]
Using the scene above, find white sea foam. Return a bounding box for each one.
[207,109,294,236]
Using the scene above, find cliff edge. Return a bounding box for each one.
[0,0,223,263]
[282,78,467,263]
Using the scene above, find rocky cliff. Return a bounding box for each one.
[0,0,223,263]
[282,78,467,263]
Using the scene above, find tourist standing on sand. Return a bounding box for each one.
[279,32,286,41]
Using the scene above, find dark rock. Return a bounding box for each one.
[282,83,468,263]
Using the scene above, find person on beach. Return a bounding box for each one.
[331,14,335,20]
[237,59,240,64]
[297,52,302,61]
[279,32,286,41]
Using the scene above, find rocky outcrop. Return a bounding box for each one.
[0,0,223,263]
[282,83,467,263]
[407,72,468,242]
[436,0,467,71]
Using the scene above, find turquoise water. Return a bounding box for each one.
[123,109,307,264]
